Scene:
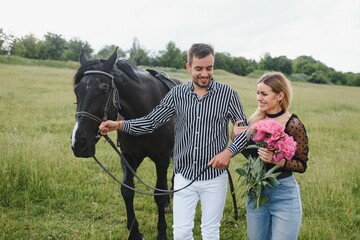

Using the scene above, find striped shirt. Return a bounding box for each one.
[122,80,248,180]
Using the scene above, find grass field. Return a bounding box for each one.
[0,63,359,239]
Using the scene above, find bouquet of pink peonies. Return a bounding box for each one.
[236,119,297,209]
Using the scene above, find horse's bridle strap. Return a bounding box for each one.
[84,70,114,79]
[75,112,102,123]
[77,70,121,122]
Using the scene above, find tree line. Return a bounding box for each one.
[1,28,359,86]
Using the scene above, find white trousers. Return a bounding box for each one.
[172,172,228,240]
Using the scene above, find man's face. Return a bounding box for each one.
[186,54,214,89]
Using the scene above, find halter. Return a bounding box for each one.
[75,70,121,123]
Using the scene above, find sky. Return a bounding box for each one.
[1,0,360,73]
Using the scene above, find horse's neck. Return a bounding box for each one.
[114,76,153,119]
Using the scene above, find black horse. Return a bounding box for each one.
[71,48,181,240]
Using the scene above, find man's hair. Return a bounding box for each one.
[187,43,214,66]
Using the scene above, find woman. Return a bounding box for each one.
[233,71,309,240]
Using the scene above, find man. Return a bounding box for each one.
[99,43,248,240]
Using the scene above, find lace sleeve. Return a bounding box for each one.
[283,115,309,173]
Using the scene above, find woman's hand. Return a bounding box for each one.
[258,148,285,167]
[99,120,121,135]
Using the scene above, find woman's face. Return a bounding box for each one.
[256,82,283,114]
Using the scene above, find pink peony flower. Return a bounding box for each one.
[251,119,296,162]
[236,119,298,209]
[251,119,285,144]
[274,135,297,162]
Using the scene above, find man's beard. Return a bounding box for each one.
[193,77,212,88]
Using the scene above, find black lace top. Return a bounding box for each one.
[243,114,309,178]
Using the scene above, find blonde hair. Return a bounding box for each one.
[248,71,293,127]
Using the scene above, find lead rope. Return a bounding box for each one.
[94,134,210,195]
[226,168,239,220]
[94,134,239,220]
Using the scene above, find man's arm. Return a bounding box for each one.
[99,90,175,136]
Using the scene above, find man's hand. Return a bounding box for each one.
[208,149,234,170]
[99,120,121,135]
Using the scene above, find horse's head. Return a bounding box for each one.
[71,48,120,157]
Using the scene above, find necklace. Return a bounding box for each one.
[266,109,285,118]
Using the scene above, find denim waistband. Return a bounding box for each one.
[277,171,293,179]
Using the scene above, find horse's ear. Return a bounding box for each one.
[104,47,118,72]
[79,49,89,65]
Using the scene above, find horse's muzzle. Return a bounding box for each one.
[71,135,99,158]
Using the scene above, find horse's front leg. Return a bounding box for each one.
[153,153,171,240]
[121,155,144,240]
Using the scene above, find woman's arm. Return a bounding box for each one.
[283,115,309,173]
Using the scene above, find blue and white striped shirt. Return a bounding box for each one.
[122,80,248,180]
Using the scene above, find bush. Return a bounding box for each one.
[288,73,311,82]
[308,71,330,84]
[246,69,266,79]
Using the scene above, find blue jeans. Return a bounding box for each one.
[246,175,302,240]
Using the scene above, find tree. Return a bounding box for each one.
[258,53,275,71]
[62,38,93,61]
[214,52,258,76]
[214,52,232,71]
[0,28,15,55]
[230,56,248,76]
[0,28,5,53]
[155,41,186,69]
[328,71,347,85]
[258,53,292,75]
[231,56,259,76]
[292,55,317,75]
[128,37,150,66]
[345,72,360,86]
[39,32,66,60]
[308,70,329,84]
[10,34,41,59]
[96,45,126,59]
[274,56,292,75]
[245,59,258,75]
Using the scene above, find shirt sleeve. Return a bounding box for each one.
[122,90,175,135]
[283,115,309,173]
[227,90,248,155]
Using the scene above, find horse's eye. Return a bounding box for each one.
[101,89,109,95]
[99,83,110,95]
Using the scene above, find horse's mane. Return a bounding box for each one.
[73,58,145,87]
[116,59,141,81]
[73,59,106,86]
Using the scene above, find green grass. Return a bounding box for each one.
[0,63,360,239]
[0,55,78,69]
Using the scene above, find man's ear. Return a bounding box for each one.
[186,63,191,72]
